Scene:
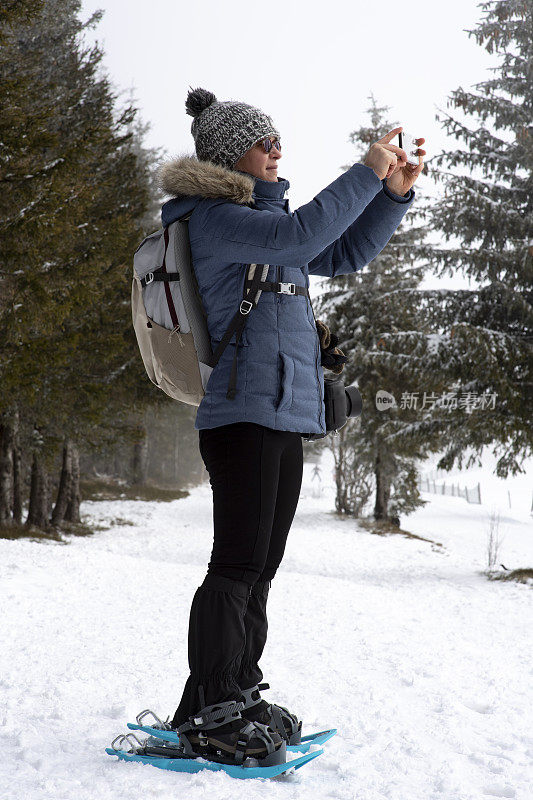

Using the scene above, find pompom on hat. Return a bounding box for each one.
[185,86,280,172]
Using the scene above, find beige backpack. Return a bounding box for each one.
[131,212,269,404]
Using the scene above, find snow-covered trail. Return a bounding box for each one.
[0,453,531,800]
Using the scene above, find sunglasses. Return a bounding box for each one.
[259,137,282,154]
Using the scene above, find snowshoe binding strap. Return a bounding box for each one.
[239,682,270,709]
[240,683,302,745]
[231,720,279,766]
[268,702,301,742]
[176,699,245,733]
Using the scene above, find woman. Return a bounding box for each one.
[158,87,424,765]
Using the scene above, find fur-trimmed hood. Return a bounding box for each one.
[158,155,256,205]
[159,154,290,227]
[158,154,290,206]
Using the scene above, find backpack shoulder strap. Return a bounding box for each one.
[160,226,179,329]
[158,213,194,329]
[209,264,267,400]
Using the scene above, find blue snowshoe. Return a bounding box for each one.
[106,705,324,779]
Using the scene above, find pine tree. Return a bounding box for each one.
[0,0,58,527]
[0,1,43,30]
[314,95,438,523]
[0,1,159,529]
[411,0,532,477]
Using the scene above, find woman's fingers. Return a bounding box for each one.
[378,127,403,143]
[383,143,408,161]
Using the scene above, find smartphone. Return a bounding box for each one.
[398,131,420,166]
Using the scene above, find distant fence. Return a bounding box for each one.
[417,475,482,504]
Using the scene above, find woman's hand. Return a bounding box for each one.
[384,131,425,197]
[364,127,426,197]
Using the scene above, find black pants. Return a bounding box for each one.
[172,422,303,728]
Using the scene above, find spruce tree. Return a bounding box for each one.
[412,0,532,477]
[0,1,43,30]
[0,0,57,527]
[314,95,438,523]
[0,0,159,528]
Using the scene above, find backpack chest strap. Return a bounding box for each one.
[244,278,309,297]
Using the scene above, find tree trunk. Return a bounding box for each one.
[374,444,391,521]
[333,426,347,514]
[12,441,22,524]
[0,409,16,525]
[26,449,50,529]
[131,433,147,485]
[12,407,22,524]
[114,450,121,479]
[51,440,73,526]
[65,443,81,523]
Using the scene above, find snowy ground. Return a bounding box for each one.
[1,448,531,800]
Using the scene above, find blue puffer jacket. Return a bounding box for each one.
[159,155,415,435]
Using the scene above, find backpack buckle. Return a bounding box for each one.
[239,300,253,315]
[277,282,295,295]
[145,272,154,285]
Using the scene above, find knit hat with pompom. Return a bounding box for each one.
[185,86,280,171]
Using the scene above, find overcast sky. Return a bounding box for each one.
[79,0,499,289]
